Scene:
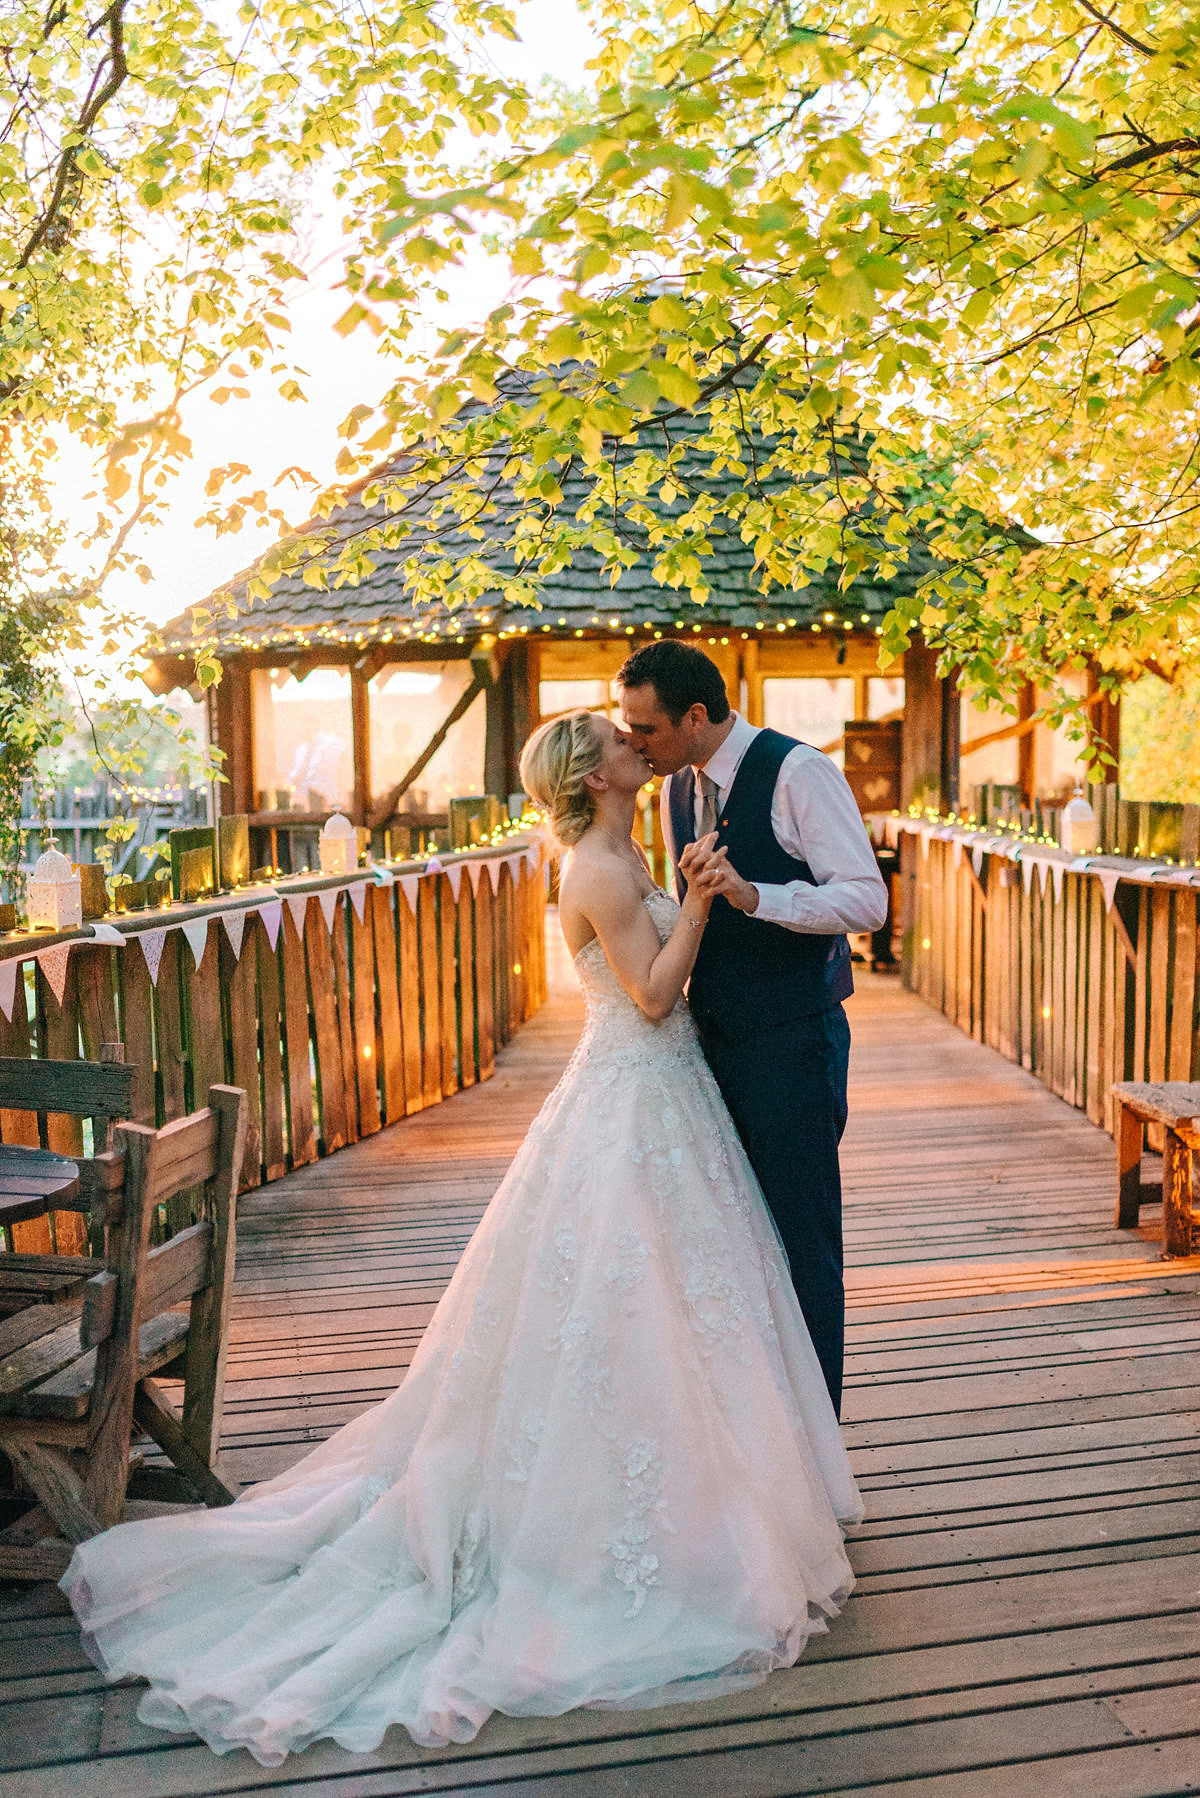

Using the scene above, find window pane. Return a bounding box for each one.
[762,678,855,768]
[539,680,613,719]
[252,667,354,812]
[369,662,485,813]
[868,677,905,721]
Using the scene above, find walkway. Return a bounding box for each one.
[3,934,1200,1796]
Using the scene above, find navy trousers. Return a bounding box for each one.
[699,1004,850,1417]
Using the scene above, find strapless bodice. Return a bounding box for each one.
[572,889,696,1065]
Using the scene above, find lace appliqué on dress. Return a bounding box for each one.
[606,1437,670,1618]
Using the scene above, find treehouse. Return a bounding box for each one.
[146,398,1116,870]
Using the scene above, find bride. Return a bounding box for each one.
[61,709,862,1767]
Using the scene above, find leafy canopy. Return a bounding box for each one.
[290,0,1200,723]
[7,0,1200,776]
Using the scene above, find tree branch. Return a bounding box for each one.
[17,0,128,270]
[1074,0,1157,57]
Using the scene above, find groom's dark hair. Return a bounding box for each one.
[617,641,731,725]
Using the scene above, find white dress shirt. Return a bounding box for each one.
[662,714,888,935]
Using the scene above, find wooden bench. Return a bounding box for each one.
[0,1085,247,1580]
[1111,1081,1200,1258]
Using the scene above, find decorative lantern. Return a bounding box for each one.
[1061,788,1098,856]
[319,812,358,874]
[27,849,83,930]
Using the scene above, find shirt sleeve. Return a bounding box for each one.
[750,746,889,934]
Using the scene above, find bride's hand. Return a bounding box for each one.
[679,832,728,917]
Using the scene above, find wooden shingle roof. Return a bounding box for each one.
[157,384,959,660]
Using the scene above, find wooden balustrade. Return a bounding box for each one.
[895,820,1198,1141]
[0,842,546,1253]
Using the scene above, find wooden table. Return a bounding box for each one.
[0,1144,81,1227]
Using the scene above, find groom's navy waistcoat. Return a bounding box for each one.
[668,727,853,1043]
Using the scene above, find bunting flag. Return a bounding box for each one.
[920,830,930,860]
[222,908,247,962]
[971,845,985,878]
[140,928,167,986]
[1036,858,1053,894]
[260,899,282,951]
[525,847,541,876]
[0,958,19,1022]
[398,873,420,912]
[36,942,72,1007]
[89,922,125,945]
[286,893,309,939]
[1050,860,1067,899]
[348,882,368,922]
[318,888,338,932]
[951,837,963,869]
[505,853,524,885]
[1097,867,1123,911]
[467,859,491,895]
[182,918,210,971]
[1020,854,1035,894]
[446,863,464,901]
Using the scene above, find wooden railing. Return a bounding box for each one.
[886,815,1198,1141]
[0,841,546,1252]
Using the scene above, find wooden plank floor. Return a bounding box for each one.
[3,933,1200,1797]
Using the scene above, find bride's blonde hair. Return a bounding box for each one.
[519,711,605,850]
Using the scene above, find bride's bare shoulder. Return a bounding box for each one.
[558,839,647,954]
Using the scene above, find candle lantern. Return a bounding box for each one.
[1061,789,1098,856]
[218,814,250,890]
[74,863,109,920]
[319,813,358,874]
[169,826,218,902]
[27,849,83,930]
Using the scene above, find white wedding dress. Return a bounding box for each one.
[62,889,862,1766]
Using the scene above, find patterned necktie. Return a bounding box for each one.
[697,772,719,840]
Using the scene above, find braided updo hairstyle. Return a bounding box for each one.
[518,711,605,850]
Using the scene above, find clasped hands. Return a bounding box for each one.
[678,831,760,916]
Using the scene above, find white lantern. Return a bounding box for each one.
[319,812,358,874]
[1060,788,1098,856]
[27,848,83,930]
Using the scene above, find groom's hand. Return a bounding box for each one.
[701,857,760,914]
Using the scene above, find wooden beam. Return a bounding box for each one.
[368,675,486,828]
[1017,680,1036,803]
[351,666,370,827]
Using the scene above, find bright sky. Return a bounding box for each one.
[55,0,596,636]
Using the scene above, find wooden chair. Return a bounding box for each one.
[1111,1081,1200,1258]
[0,1052,136,1149]
[0,1085,247,1580]
[0,1052,136,1265]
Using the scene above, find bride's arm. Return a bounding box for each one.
[568,848,716,1022]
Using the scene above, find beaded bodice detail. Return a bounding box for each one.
[572,888,694,1062]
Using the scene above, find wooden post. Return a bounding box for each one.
[1087,662,1121,777]
[484,642,535,799]
[1114,1096,1143,1226]
[351,665,371,827]
[1016,681,1036,804]
[739,639,763,726]
[1165,1125,1197,1257]
[213,663,254,816]
[901,642,958,811]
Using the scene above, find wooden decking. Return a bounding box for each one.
[3,932,1200,1796]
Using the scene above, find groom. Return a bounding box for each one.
[617,642,887,1417]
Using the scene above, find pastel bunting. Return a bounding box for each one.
[222,909,247,961]
[260,900,282,950]
[0,958,19,1023]
[182,918,210,971]
[140,928,167,986]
